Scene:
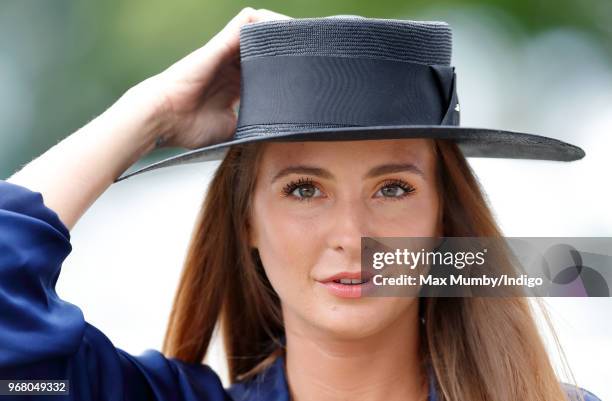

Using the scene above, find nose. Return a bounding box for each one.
[325,196,374,260]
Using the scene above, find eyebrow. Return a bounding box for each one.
[270,162,425,184]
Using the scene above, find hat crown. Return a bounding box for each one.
[239,17,453,66]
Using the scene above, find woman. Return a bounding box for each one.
[0,7,602,401]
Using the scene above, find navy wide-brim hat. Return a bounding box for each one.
[114,15,585,183]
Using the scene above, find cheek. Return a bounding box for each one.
[375,190,440,236]
[255,199,319,257]
[252,195,322,297]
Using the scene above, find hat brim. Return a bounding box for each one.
[113,125,585,183]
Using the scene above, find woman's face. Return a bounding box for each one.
[249,138,441,340]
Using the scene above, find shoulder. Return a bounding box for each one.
[115,345,230,400]
[226,354,288,401]
[561,382,603,401]
[225,371,282,401]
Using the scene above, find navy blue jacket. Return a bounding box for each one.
[0,180,602,401]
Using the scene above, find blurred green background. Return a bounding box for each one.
[1,0,611,177]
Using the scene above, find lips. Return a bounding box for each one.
[319,270,374,283]
[317,270,376,298]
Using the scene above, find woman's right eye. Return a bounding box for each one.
[293,184,319,199]
[281,178,322,202]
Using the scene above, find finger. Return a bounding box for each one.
[209,7,292,62]
[253,8,293,23]
[162,7,256,80]
[165,8,292,82]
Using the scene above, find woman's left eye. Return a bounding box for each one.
[375,179,416,199]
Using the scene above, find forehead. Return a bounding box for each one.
[259,138,436,173]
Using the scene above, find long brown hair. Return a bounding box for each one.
[162,139,583,401]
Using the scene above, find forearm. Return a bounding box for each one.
[6,80,165,231]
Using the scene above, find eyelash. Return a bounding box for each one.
[280,177,416,202]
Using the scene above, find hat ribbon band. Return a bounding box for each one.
[236,55,459,134]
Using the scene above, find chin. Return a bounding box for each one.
[310,303,392,339]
